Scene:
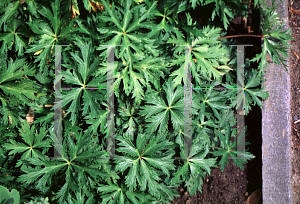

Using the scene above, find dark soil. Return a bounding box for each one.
[170,160,248,204]
[169,3,263,204]
[288,0,300,202]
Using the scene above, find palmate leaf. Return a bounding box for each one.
[171,142,217,195]
[234,69,269,115]
[68,36,103,85]
[0,19,27,56]
[251,3,293,72]
[146,0,190,38]
[58,36,106,126]
[221,66,269,115]
[113,56,148,105]
[17,128,111,204]
[192,114,217,145]
[2,122,51,167]
[167,22,232,84]
[97,0,157,61]
[114,132,177,201]
[140,79,185,134]
[211,122,255,172]
[164,82,220,147]
[25,0,77,70]
[85,94,142,139]
[132,54,167,91]
[192,81,231,122]
[97,0,160,104]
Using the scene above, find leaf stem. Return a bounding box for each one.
[210,145,223,150]
[217,34,264,40]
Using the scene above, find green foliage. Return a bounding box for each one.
[0,0,292,203]
[251,1,293,72]
[170,142,218,195]
[0,19,27,56]
[25,0,77,70]
[2,122,52,167]
[0,185,20,204]
[0,53,40,127]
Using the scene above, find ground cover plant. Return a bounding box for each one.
[0,0,292,203]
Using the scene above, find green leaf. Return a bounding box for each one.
[140,79,184,134]
[25,0,76,70]
[115,132,175,199]
[0,1,19,29]
[0,185,20,204]
[0,57,39,126]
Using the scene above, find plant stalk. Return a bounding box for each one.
[217,34,264,40]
